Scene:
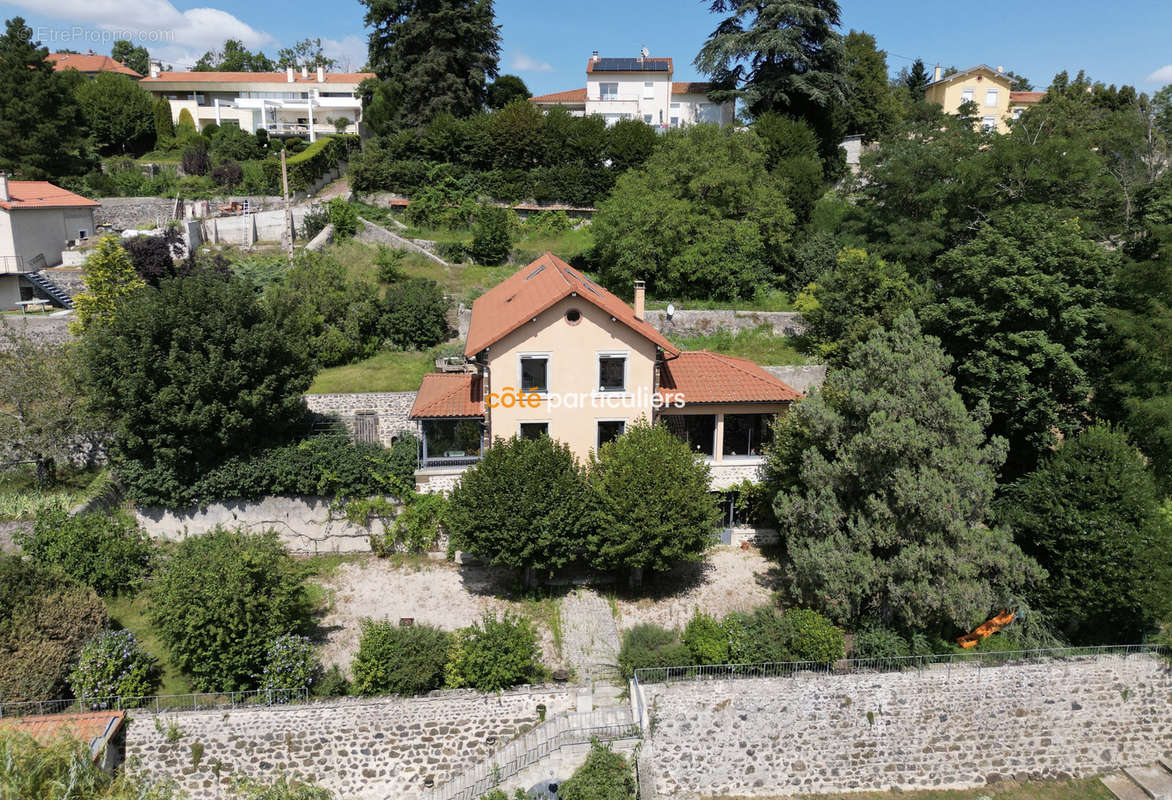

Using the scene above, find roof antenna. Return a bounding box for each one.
[640,46,649,60]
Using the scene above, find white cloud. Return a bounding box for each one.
[12,0,275,68]
[1146,65,1172,84]
[319,35,368,73]
[509,51,553,73]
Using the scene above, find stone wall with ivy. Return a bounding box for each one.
[643,653,1172,798]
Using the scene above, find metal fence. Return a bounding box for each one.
[633,643,1167,686]
[0,687,309,718]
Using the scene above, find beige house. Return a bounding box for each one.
[0,177,97,310]
[409,253,799,498]
[924,64,1045,133]
[139,64,374,141]
[529,52,734,130]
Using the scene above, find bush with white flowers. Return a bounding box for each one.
[259,634,320,700]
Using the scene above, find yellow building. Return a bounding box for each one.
[924,64,1043,133]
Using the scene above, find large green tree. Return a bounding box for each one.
[276,38,337,70]
[110,39,149,75]
[193,39,275,72]
[695,0,847,156]
[766,312,1042,633]
[592,124,794,300]
[360,0,500,129]
[920,207,1116,478]
[75,72,156,155]
[587,421,720,574]
[836,30,899,142]
[77,272,313,505]
[486,74,530,110]
[0,17,93,178]
[998,426,1172,645]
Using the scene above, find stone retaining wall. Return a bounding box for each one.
[304,392,420,447]
[645,654,1172,798]
[643,309,805,338]
[124,687,579,800]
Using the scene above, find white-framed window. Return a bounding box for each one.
[599,82,618,101]
[519,353,550,394]
[985,88,999,107]
[519,421,549,440]
[960,87,974,104]
[643,114,653,124]
[670,116,679,128]
[981,115,996,131]
[643,81,654,99]
[596,352,628,393]
[597,419,626,449]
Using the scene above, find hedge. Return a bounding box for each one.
[263,135,360,193]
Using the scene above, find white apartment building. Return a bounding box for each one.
[530,52,734,129]
[139,64,375,141]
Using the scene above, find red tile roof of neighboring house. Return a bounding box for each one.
[530,87,588,104]
[587,57,673,74]
[658,351,801,405]
[464,253,679,359]
[48,52,142,78]
[0,181,100,211]
[1010,91,1046,104]
[139,71,373,84]
[0,711,125,762]
[410,373,484,418]
[671,82,713,95]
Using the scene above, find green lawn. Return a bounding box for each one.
[325,240,516,304]
[104,593,193,697]
[782,777,1114,800]
[645,291,795,312]
[308,348,450,394]
[674,324,811,366]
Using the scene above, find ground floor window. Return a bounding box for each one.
[519,422,549,440]
[722,414,773,458]
[422,419,482,464]
[662,414,715,457]
[597,420,626,449]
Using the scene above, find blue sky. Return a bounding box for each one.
[6,0,1172,92]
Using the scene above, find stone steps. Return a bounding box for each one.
[1103,762,1172,800]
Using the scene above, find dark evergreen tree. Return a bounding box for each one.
[486,74,530,109]
[901,58,929,99]
[837,30,899,142]
[110,39,149,75]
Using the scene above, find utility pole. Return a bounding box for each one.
[281,147,294,260]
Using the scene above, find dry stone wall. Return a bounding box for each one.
[643,309,805,338]
[124,687,578,800]
[304,391,420,447]
[645,654,1172,798]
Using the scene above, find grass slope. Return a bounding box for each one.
[674,325,811,366]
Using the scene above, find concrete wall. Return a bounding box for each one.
[763,364,826,394]
[202,207,310,245]
[124,687,579,800]
[1,207,94,267]
[133,495,392,554]
[304,392,420,447]
[644,654,1172,799]
[643,309,806,338]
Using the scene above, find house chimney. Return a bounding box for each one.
[933,64,942,82]
[286,66,294,83]
[301,65,309,79]
[0,173,8,203]
[149,59,161,79]
[591,50,599,62]
[316,65,324,83]
[633,280,645,321]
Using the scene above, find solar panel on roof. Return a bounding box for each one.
[593,58,668,71]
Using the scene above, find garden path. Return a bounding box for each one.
[560,588,621,683]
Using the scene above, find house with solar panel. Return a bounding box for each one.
[529,50,734,130]
[408,253,800,499]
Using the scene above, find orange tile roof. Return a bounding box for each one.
[48,53,142,78]
[0,711,125,761]
[1010,91,1046,104]
[0,181,100,211]
[140,71,373,85]
[410,373,484,418]
[530,87,587,104]
[464,253,679,358]
[658,351,801,405]
[671,81,713,95]
[587,57,673,74]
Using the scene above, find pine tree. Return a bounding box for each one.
[153,98,175,148]
[73,236,146,331]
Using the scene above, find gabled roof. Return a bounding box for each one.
[48,53,142,78]
[671,81,713,95]
[0,711,125,762]
[1010,91,1046,105]
[464,253,679,358]
[0,182,100,211]
[410,373,484,419]
[530,87,587,105]
[587,57,673,74]
[927,64,1013,88]
[658,351,800,405]
[139,71,373,85]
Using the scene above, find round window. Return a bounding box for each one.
[566,308,582,325]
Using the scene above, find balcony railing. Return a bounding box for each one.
[0,255,24,274]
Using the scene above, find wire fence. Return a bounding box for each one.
[633,643,1167,686]
[0,687,309,718]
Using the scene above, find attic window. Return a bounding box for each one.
[525,265,546,281]
[566,309,582,325]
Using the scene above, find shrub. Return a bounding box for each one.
[283,135,359,191]
[176,107,197,137]
[380,277,451,350]
[558,740,637,800]
[435,241,468,263]
[314,664,351,698]
[617,623,691,679]
[211,161,242,187]
[149,529,312,691]
[372,491,447,555]
[374,245,406,284]
[468,204,514,266]
[850,625,911,664]
[779,609,845,665]
[300,206,329,241]
[0,555,109,701]
[352,620,452,696]
[68,630,157,706]
[328,198,358,240]
[683,610,729,665]
[445,613,543,691]
[258,634,320,699]
[388,432,420,488]
[16,509,152,596]
[721,607,844,666]
[524,209,572,236]
[181,139,210,176]
[210,123,262,162]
